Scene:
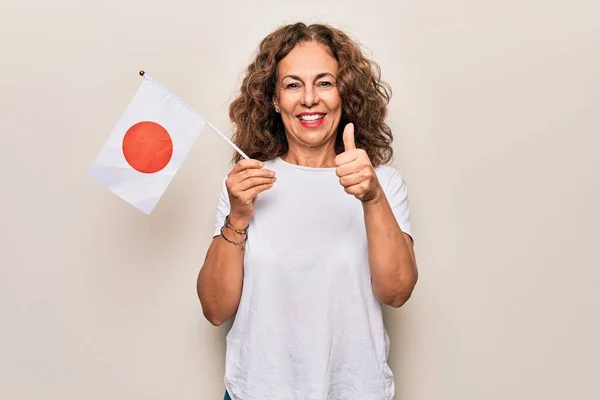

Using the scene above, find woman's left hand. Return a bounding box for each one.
[335,123,383,203]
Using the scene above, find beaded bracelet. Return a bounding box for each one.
[224,215,248,235]
[220,226,246,250]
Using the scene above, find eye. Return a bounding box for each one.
[318,81,333,87]
[285,82,300,89]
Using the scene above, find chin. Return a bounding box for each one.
[297,131,331,146]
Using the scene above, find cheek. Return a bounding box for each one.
[278,95,297,114]
[324,93,342,112]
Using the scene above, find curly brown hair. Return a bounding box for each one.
[228,22,394,167]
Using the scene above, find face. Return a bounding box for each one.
[273,41,342,152]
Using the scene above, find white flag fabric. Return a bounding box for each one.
[88,74,206,214]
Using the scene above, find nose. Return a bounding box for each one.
[301,85,319,107]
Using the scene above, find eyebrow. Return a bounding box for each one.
[281,72,336,82]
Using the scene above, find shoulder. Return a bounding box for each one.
[375,164,413,236]
[262,157,280,168]
[375,164,406,190]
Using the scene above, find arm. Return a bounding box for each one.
[197,215,249,326]
[362,191,418,308]
[335,123,418,308]
[197,159,276,326]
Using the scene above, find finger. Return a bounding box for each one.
[236,176,277,191]
[251,182,275,196]
[343,183,364,198]
[335,161,362,177]
[335,149,360,167]
[342,123,356,151]
[338,172,364,188]
[231,159,264,173]
[232,168,276,183]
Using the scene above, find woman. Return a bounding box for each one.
[197,22,418,400]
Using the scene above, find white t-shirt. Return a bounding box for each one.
[212,156,413,400]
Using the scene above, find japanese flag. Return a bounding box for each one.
[88,74,206,215]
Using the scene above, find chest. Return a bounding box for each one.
[246,176,368,268]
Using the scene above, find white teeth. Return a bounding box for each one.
[299,114,325,122]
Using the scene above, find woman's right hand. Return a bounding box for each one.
[225,159,276,227]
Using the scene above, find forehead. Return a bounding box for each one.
[277,41,338,78]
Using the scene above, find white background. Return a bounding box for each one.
[1,0,599,399]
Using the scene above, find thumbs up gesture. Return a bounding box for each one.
[335,123,383,203]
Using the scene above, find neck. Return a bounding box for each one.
[281,145,337,168]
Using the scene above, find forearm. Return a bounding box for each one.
[197,220,246,325]
[362,193,418,308]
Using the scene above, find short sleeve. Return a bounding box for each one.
[212,176,231,238]
[382,167,413,241]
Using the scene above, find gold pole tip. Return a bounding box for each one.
[139,70,145,76]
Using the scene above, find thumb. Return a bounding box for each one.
[342,123,356,151]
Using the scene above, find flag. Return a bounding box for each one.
[88,73,206,215]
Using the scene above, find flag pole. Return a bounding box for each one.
[138,70,250,160]
[205,121,250,160]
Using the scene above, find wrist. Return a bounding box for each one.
[361,187,385,207]
[220,214,249,251]
[227,214,250,230]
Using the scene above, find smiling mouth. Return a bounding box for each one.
[298,113,326,122]
[297,113,327,128]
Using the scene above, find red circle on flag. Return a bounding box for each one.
[122,121,173,174]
